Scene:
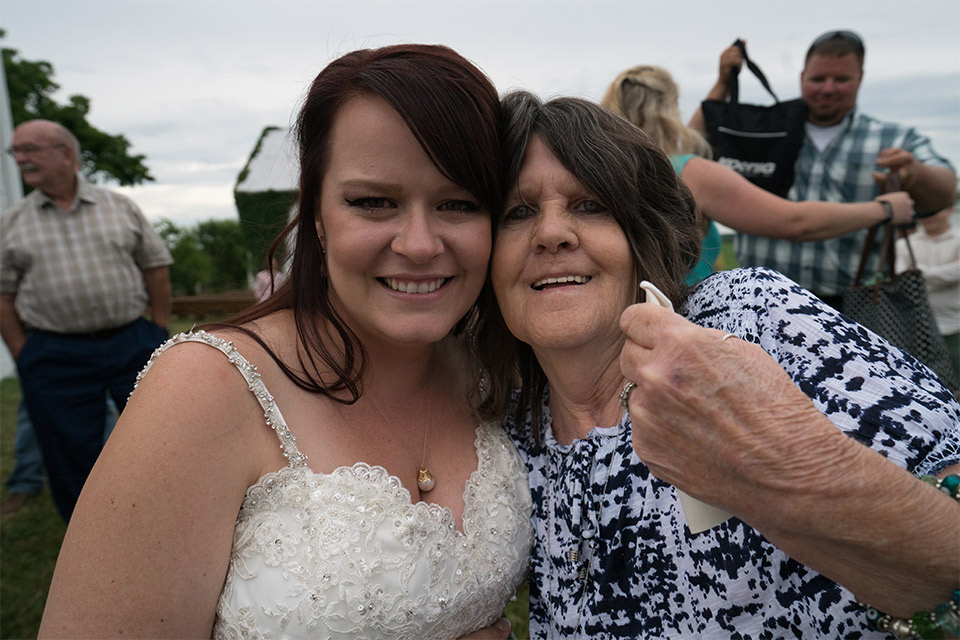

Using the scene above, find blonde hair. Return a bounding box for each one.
[600,65,712,159]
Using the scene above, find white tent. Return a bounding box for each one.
[0,58,22,380]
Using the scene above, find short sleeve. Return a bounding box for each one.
[127,200,173,270]
[0,208,23,293]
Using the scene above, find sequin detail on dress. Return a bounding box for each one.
[136,331,533,639]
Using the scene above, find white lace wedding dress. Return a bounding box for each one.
[138,332,532,639]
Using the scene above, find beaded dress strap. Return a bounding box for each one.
[135,330,308,467]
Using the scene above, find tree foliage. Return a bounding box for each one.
[156,218,248,296]
[2,30,152,186]
[195,219,249,292]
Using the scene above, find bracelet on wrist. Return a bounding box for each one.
[860,474,959,639]
[880,200,894,224]
[921,473,960,498]
[864,590,959,640]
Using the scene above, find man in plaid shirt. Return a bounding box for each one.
[696,30,957,309]
[1,120,173,521]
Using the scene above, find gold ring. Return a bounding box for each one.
[619,381,637,411]
[722,333,737,341]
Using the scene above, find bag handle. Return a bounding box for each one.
[853,224,883,286]
[852,173,916,285]
[729,39,781,105]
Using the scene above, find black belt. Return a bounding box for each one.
[41,321,135,340]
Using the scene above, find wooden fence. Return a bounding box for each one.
[171,290,257,320]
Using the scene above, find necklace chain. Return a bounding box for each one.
[545,412,625,639]
[417,419,436,492]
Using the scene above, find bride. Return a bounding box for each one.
[39,44,531,639]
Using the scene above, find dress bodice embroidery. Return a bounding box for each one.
[137,331,532,639]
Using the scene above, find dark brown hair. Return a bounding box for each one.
[476,92,701,433]
[217,44,502,403]
[805,30,865,68]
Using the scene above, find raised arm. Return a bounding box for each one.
[39,342,266,638]
[618,302,959,618]
[688,42,744,134]
[680,156,913,240]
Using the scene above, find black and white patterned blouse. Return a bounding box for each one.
[505,268,960,639]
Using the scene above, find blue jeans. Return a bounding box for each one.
[5,401,45,495]
[5,396,120,495]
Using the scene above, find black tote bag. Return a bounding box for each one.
[701,40,808,197]
[842,218,960,397]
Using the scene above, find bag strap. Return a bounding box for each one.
[900,226,919,270]
[729,39,781,105]
[853,223,882,286]
[854,173,915,284]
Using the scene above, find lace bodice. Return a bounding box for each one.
[139,332,532,639]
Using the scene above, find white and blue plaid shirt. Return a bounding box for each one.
[734,109,955,297]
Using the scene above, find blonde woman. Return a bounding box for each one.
[600,65,914,289]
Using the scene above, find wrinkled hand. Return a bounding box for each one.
[719,42,744,82]
[874,191,915,225]
[618,303,854,524]
[458,618,512,639]
[873,147,918,191]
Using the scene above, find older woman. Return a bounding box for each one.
[478,92,959,638]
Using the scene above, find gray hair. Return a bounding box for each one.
[476,91,702,430]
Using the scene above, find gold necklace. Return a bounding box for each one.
[417,421,436,492]
[545,412,625,638]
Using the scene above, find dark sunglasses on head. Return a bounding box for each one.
[811,29,864,49]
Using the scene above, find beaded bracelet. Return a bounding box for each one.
[862,474,959,640]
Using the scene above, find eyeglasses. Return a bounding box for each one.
[6,143,66,157]
[810,30,864,49]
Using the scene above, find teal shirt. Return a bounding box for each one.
[671,154,720,285]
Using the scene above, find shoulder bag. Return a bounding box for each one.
[700,39,808,197]
[841,183,960,395]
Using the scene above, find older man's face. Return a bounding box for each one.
[800,53,863,127]
[10,123,74,194]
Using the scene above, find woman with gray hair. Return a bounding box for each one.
[474,90,959,638]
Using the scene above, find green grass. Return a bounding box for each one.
[0,315,209,638]
[1,376,66,640]
[506,581,530,638]
[0,314,530,638]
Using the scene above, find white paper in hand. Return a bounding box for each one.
[638,281,732,534]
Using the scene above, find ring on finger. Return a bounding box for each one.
[721,333,737,341]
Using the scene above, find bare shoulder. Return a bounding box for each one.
[40,325,283,638]
[130,326,281,434]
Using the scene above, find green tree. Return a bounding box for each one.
[195,219,248,292]
[156,218,248,296]
[156,219,214,296]
[2,30,152,186]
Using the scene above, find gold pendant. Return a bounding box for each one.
[417,467,436,492]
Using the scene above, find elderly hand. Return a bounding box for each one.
[618,303,859,523]
[873,147,918,191]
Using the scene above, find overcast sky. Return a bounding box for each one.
[2,0,958,227]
